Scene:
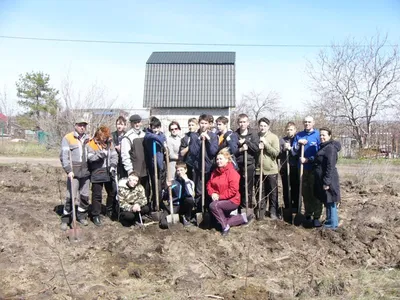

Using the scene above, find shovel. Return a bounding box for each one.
[66,152,81,241]
[151,141,162,221]
[196,138,210,227]
[282,150,293,223]
[256,148,264,220]
[293,145,305,226]
[244,150,253,217]
[165,148,179,225]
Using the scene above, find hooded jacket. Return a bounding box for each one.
[118,178,148,212]
[313,140,341,203]
[206,162,240,205]
[143,128,167,174]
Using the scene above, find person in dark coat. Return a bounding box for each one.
[313,127,341,229]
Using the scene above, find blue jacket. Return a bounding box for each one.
[292,129,320,170]
[143,128,167,174]
[187,130,219,173]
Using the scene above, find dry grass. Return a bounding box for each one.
[0,141,58,157]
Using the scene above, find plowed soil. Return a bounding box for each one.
[0,160,399,300]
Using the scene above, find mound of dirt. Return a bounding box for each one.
[0,163,399,299]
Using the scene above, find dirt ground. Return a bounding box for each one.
[0,159,399,300]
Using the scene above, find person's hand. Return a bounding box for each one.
[67,172,74,179]
[211,193,219,201]
[323,185,329,190]
[259,142,264,150]
[166,180,172,187]
[284,142,291,150]
[242,144,248,151]
[300,157,308,164]
[132,204,141,212]
[163,141,168,148]
[298,139,308,145]
[115,145,121,152]
[200,132,210,140]
[239,138,245,145]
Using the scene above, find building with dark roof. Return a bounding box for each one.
[143,51,236,131]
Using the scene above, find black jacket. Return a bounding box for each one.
[313,140,341,204]
[234,128,259,167]
[278,136,298,173]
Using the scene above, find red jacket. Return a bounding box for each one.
[207,162,240,205]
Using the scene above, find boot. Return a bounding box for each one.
[93,216,102,226]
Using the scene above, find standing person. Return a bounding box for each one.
[118,172,150,227]
[187,114,219,212]
[87,126,118,226]
[234,113,259,214]
[120,114,149,199]
[257,117,280,220]
[143,116,167,212]
[278,122,299,213]
[59,118,91,231]
[314,128,341,229]
[208,148,252,236]
[215,116,239,169]
[292,116,321,227]
[166,121,181,181]
[111,116,127,178]
[179,117,198,180]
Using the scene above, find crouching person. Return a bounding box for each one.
[60,118,91,230]
[174,161,196,226]
[119,172,150,227]
[87,126,118,226]
[208,148,252,236]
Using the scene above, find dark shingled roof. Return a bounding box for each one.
[146,51,236,64]
[143,51,236,108]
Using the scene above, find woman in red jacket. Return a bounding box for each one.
[207,148,252,236]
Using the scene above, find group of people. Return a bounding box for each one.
[59,113,341,235]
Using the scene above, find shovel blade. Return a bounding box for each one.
[151,211,162,222]
[197,211,211,229]
[166,214,180,224]
[283,208,293,224]
[66,227,81,241]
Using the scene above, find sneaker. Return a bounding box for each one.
[60,223,68,231]
[221,225,230,236]
[77,218,89,226]
[92,216,102,226]
[182,217,193,227]
[313,219,322,227]
[270,214,278,220]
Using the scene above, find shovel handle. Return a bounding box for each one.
[153,142,159,211]
[201,138,205,214]
[258,148,263,218]
[165,147,176,224]
[298,145,304,213]
[286,150,292,212]
[244,150,248,214]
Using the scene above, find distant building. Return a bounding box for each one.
[143,51,236,132]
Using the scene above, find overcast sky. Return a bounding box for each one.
[0,0,399,114]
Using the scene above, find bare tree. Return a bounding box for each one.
[307,33,400,148]
[233,90,281,127]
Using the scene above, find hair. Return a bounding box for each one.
[217,147,232,162]
[188,117,198,125]
[237,114,249,122]
[319,127,332,136]
[258,117,270,126]
[199,114,214,124]
[94,126,111,143]
[216,116,229,125]
[304,116,314,122]
[169,121,181,131]
[128,171,140,180]
[175,161,187,170]
[285,121,296,129]
[149,116,161,128]
[116,116,127,125]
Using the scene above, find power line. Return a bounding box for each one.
[1,35,395,48]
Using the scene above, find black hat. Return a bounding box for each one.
[129,114,142,123]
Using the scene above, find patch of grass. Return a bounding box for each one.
[0,141,58,157]
[339,158,400,165]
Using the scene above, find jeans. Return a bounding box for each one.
[325,202,338,228]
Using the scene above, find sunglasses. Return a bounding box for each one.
[170,127,179,131]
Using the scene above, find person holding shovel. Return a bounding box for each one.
[179,117,199,180]
[278,121,299,213]
[215,116,239,169]
[313,128,341,229]
[118,172,150,227]
[208,148,251,236]
[292,116,321,227]
[111,116,127,179]
[59,118,91,231]
[257,117,280,220]
[87,126,118,226]
[234,113,259,215]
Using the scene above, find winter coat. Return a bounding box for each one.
[234,128,259,167]
[217,130,239,169]
[60,131,90,178]
[163,177,195,206]
[87,139,118,183]
[313,140,341,204]
[118,178,148,212]
[207,162,240,205]
[258,131,280,175]
[187,130,219,173]
[120,128,146,175]
[292,129,320,170]
[143,129,167,174]
[111,130,126,177]
[278,136,298,173]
